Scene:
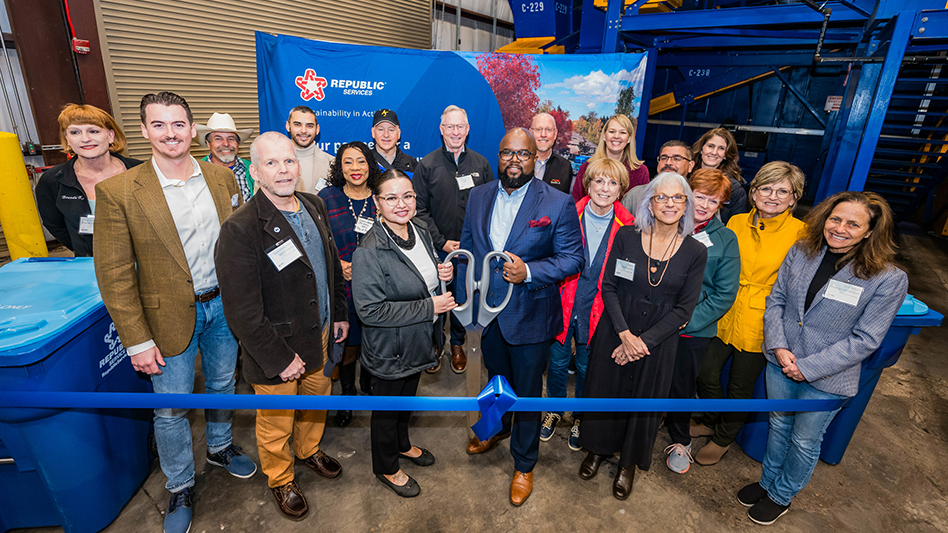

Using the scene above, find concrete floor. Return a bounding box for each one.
[14,226,948,533]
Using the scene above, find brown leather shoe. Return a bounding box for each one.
[510,470,534,506]
[451,345,467,374]
[302,450,343,479]
[425,353,442,374]
[579,452,607,480]
[271,480,308,520]
[612,465,635,500]
[465,432,511,454]
[694,441,730,466]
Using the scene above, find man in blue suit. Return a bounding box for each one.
[460,128,583,506]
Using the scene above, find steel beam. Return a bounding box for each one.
[769,67,828,128]
[602,0,624,53]
[847,14,914,193]
[619,2,871,33]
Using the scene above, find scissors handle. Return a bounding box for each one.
[438,249,514,328]
[477,251,514,328]
[441,249,476,328]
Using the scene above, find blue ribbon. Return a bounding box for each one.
[0,392,847,414]
[470,376,519,441]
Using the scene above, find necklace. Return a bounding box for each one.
[647,232,678,287]
[382,219,416,250]
[347,194,368,222]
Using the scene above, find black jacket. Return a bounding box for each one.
[720,176,749,224]
[215,191,347,385]
[351,218,445,379]
[372,147,418,173]
[413,143,494,251]
[540,152,573,194]
[35,154,142,256]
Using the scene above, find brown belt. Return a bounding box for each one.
[195,287,220,303]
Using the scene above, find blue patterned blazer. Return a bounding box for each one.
[763,243,908,396]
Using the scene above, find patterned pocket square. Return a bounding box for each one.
[529,216,551,228]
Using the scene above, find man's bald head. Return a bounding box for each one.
[498,128,537,192]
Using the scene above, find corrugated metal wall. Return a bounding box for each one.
[96,0,432,159]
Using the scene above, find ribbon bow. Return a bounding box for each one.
[471,375,518,441]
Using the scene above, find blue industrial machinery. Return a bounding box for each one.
[507,0,948,229]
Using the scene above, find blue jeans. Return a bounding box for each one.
[151,294,238,492]
[760,363,844,506]
[547,322,588,417]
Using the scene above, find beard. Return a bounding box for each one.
[215,150,237,164]
[499,166,534,190]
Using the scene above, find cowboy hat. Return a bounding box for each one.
[196,112,254,144]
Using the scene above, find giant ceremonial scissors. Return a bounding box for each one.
[439,249,514,329]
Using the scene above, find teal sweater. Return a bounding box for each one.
[681,216,741,338]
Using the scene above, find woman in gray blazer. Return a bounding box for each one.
[351,169,456,498]
[738,191,908,525]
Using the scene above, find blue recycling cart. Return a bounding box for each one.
[0,258,152,533]
[733,296,943,464]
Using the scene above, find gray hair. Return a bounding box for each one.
[441,105,468,124]
[634,172,696,235]
[249,131,294,168]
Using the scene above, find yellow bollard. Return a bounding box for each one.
[0,131,48,259]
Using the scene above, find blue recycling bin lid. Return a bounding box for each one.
[0,257,104,365]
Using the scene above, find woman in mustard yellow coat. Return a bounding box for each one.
[692,161,806,466]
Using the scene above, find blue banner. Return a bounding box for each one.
[255,32,647,165]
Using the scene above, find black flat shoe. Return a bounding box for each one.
[399,447,435,467]
[376,473,421,498]
[334,410,352,428]
[579,452,607,480]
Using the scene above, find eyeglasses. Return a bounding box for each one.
[756,186,793,199]
[693,192,721,207]
[499,149,535,161]
[657,155,691,163]
[378,193,417,206]
[530,127,556,135]
[651,194,688,204]
[441,123,468,132]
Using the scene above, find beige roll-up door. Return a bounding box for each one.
[95,0,432,160]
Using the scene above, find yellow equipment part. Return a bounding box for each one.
[496,36,565,54]
[0,131,48,259]
[593,0,681,12]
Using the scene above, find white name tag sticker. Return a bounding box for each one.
[354,216,374,234]
[267,238,303,271]
[78,215,95,235]
[693,231,713,248]
[824,279,863,306]
[456,174,475,190]
[615,259,635,281]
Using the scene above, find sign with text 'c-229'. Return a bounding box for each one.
[256,32,647,164]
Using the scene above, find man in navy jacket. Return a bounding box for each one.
[459,128,583,506]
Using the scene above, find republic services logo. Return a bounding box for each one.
[296,69,328,101]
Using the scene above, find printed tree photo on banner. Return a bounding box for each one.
[460,51,647,173]
[476,52,541,131]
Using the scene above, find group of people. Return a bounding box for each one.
[35,92,908,531]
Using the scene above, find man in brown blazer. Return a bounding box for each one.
[216,132,349,520]
[93,91,256,533]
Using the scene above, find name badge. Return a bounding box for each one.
[615,259,635,281]
[78,215,95,235]
[693,231,713,248]
[267,238,303,271]
[354,216,374,234]
[824,279,863,307]
[456,174,475,190]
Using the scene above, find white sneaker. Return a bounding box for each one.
[665,442,693,474]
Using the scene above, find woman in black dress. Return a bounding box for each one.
[578,171,708,500]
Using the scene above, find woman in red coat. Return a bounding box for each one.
[543,158,634,451]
